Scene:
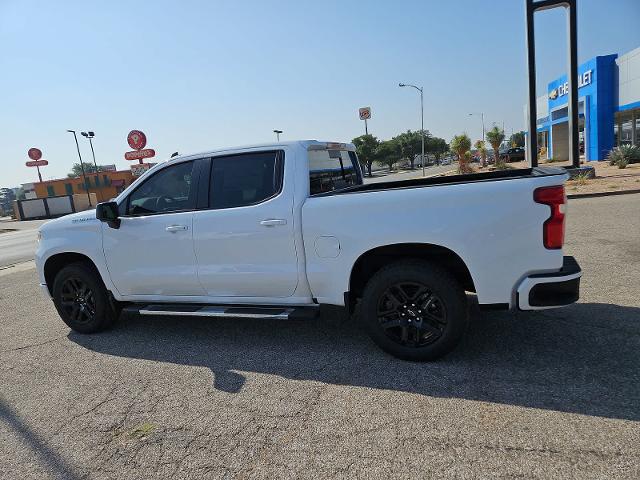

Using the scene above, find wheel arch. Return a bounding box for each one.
[348,243,476,310]
[43,252,102,296]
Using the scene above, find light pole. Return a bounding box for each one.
[468,112,485,142]
[399,83,425,176]
[81,131,101,202]
[67,130,92,206]
[273,129,283,141]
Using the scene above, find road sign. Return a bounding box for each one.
[25,160,49,167]
[359,107,371,120]
[127,130,147,150]
[131,163,152,177]
[125,148,156,161]
[28,148,42,161]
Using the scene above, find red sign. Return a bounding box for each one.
[125,148,156,160]
[28,148,42,161]
[26,160,49,167]
[127,130,147,150]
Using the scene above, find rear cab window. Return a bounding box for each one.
[308,146,362,195]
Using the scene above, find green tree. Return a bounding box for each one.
[486,126,505,164]
[427,137,448,164]
[68,162,109,178]
[474,140,487,167]
[393,130,429,169]
[352,134,380,177]
[0,188,16,215]
[450,134,472,173]
[509,131,525,147]
[375,139,401,171]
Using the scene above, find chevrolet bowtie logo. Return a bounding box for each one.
[549,89,558,100]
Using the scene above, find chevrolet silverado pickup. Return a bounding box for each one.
[35,140,581,360]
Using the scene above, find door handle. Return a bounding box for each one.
[260,219,287,227]
[166,224,188,232]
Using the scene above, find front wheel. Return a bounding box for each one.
[52,263,119,333]
[360,261,468,361]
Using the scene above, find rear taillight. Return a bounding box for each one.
[534,185,566,249]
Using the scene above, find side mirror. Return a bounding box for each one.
[96,201,120,229]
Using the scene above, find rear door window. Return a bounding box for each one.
[209,151,283,209]
[308,149,362,195]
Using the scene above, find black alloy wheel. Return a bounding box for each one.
[58,276,97,325]
[376,281,447,348]
[361,261,468,361]
[52,262,119,333]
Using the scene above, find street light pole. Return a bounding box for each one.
[399,83,425,176]
[67,130,92,206]
[273,129,283,141]
[82,131,101,202]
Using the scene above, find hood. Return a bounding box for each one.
[39,209,100,233]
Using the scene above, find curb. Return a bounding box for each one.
[425,169,456,178]
[567,188,640,199]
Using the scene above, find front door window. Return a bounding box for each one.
[127,161,196,216]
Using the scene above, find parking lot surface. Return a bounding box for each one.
[1,194,639,479]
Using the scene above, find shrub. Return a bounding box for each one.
[607,145,640,167]
[494,159,512,170]
[538,146,548,160]
[574,172,590,185]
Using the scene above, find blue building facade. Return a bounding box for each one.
[536,47,640,161]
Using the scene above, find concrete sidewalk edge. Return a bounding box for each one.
[567,188,640,199]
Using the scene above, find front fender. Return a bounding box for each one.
[36,222,116,297]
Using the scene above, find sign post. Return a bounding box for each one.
[359,107,371,135]
[26,148,48,183]
[125,129,156,176]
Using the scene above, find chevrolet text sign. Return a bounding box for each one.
[549,69,593,100]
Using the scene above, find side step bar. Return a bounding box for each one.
[124,304,319,320]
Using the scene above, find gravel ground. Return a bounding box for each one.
[1,194,639,479]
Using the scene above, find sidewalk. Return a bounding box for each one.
[502,159,640,196]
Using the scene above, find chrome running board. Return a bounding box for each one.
[132,304,318,320]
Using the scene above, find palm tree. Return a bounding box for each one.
[450,134,472,173]
[474,140,487,167]
[485,126,505,164]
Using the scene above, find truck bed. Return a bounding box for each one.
[312,166,567,197]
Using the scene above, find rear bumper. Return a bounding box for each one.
[517,256,581,310]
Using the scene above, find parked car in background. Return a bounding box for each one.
[36,140,581,361]
[501,147,526,162]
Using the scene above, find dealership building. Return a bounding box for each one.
[533,46,640,161]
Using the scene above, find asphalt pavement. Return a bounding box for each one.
[0,194,639,479]
[0,219,46,268]
[364,163,456,184]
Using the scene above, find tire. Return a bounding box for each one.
[360,261,468,361]
[52,262,119,333]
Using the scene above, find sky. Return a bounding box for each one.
[1,0,639,187]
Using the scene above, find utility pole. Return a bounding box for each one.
[399,83,425,176]
[82,131,101,202]
[67,130,92,206]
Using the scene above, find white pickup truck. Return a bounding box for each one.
[36,140,581,360]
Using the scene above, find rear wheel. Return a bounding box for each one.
[52,263,119,333]
[361,261,468,361]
